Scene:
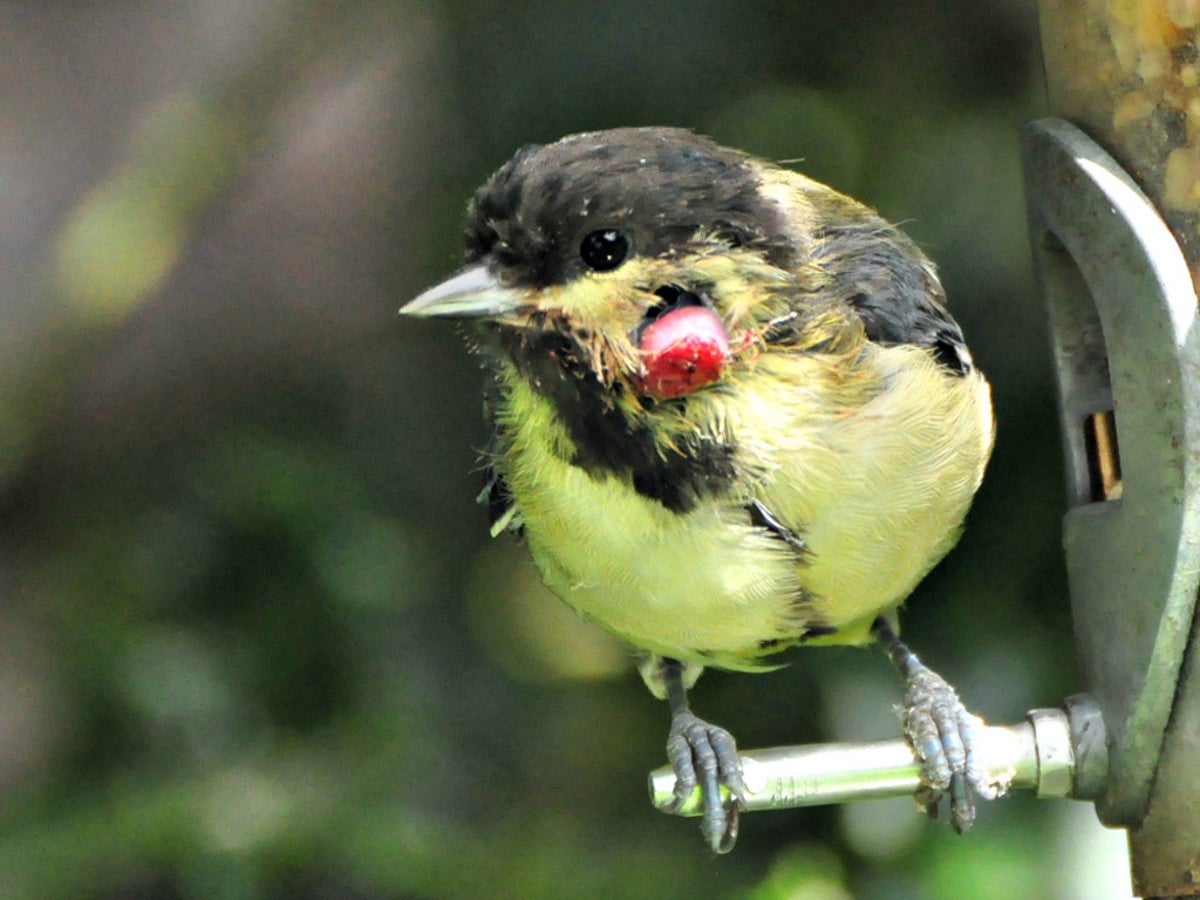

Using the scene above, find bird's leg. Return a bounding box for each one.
[660,657,747,854]
[871,617,1002,833]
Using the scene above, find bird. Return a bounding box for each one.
[402,127,1003,853]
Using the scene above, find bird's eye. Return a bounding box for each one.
[580,229,630,271]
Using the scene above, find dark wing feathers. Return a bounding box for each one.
[816,220,973,375]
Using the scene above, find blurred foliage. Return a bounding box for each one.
[0,0,1134,898]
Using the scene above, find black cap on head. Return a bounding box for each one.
[465,127,794,288]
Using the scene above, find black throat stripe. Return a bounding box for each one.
[498,327,736,514]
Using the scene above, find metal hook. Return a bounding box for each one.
[1022,117,1200,827]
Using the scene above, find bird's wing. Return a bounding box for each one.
[816,218,975,375]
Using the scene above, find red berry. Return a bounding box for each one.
[635,306,730,399]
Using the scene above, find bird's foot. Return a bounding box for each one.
[899,663,1006,833]
[665,710,747,854]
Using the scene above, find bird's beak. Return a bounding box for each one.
[401,264,524,320]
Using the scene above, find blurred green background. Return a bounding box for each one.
[0,1,1134,897]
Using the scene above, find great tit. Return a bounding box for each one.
[403,127,1002,853]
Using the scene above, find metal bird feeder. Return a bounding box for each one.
[651,3,1200,895]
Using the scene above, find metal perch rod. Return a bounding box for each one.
[649,707,1081,817]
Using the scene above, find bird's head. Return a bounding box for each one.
[403,128,849,404]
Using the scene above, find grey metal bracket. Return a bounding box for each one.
[1021,117,1200,827]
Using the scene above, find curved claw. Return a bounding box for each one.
[872,616,1005,832]
[666,711,747,853]
[901,664,996,833]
